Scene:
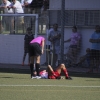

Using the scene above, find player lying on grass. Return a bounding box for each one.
[32,63,72,80]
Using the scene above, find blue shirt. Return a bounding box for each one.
[49,30,61,46]
[91,32,100,50]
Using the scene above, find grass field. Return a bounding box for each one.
[0,68,100,100]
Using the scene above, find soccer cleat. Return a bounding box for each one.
[31,76,37,79]
[36,76,41,79]
[66,76,72,80]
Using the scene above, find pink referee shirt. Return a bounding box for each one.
[30,36,45,46]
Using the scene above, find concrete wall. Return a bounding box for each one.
[0,0,98,64]
[0,27,94,64]
[50,0,100,10]
[0,34,46,64]
[64,27,94,55]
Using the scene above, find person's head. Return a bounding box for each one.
[12,0,17,4]
[95,25,100,33]
[72,26,77,33]
[27,27,32,34]
[86,48,91,53]
[2,0,7,4]
[53,23,58,31]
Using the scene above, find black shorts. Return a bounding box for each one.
[90,49,100,60]
[29,43,42,57]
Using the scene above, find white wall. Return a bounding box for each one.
[0,34,46,64]
[0,27,95,64]
[50,0,100,10]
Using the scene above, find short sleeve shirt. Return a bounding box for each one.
[24,33,34,48]
[49,30,61,46]
[11,1,24,13]
[90,32,100,50]
[70,32,81,45]
[30,36,45,46]
[0,1,13,13]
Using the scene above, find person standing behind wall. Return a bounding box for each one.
[22,27,34,66]
[0,0,13,33]
[48,23,61,69]
[21,0,33,28]
[8,0,24,33]
[41,28,53,66]
[29,36,45,79]
[64,26,81,67]
[88,25,100,73]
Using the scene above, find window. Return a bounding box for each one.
[49,10,100,27]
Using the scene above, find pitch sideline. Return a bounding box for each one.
[0,85,100,87]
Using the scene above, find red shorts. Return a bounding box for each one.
[49,70,60,79]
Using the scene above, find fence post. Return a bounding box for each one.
[60,0,65,63]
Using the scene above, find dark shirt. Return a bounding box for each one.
[24,33,34,48]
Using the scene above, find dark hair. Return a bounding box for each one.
[72,26,77,30]
[53,23,58,26]
[27,27,32,31]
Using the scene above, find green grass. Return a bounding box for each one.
[0,69,100,100]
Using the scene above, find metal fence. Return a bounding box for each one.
[0,13,48,35]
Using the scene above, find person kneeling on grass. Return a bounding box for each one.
[32,63,72,80]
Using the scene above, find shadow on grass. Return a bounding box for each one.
[0,68,30,74]
[69,72,100,78]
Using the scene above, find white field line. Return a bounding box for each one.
[0,85,100,87]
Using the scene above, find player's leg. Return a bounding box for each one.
[53,46,60,68]
[87,49,95,73]
[30,56,34,78]
[29,44,35,78]
[94,51,100,72]
[77,56,86,66]
[34,43,42,79]
[28,52,30,66]
[47,65,58,77]
[35,55,41,76]
[48,65,54,72]
[56,64,72,79]
[22,52,27,66]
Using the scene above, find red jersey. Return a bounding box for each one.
[48,70,60,79]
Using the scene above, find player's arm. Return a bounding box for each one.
[48,32,53,42]
[54,33,61,39]
[41,39,45,54]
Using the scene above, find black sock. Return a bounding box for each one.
[36,63,40,76]
[30,64,33,78]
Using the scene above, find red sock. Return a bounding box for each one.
[63,69,69,78]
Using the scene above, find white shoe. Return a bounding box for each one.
[36,76,41,79]
[31,76,37,79]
